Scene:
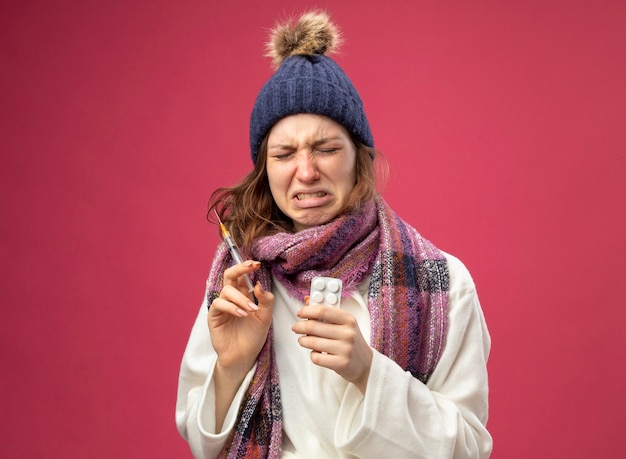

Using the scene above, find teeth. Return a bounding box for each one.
[297,191,325,200]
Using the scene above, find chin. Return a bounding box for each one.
[294,215,337,232]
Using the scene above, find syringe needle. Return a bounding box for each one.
[214,210,255,293]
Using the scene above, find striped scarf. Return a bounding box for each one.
[206,196,449,458]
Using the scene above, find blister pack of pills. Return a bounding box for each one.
[309,277,343,307]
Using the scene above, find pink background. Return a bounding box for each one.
[2,1,625,457]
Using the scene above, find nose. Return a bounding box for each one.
[295,151,319,182]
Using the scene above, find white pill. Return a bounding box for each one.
[327,280,340,292]
[312,278,326,291]
[311,291,324,304]
[326,293,338,305]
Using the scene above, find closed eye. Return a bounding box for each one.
[269,150,295,160]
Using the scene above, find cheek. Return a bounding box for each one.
[266,168,287,200]
[338,158,357,190]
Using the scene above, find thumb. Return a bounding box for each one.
[254,282,274,315]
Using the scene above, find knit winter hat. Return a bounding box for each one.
[249,10,374,163]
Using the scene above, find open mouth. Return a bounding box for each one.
[296,191,326,200]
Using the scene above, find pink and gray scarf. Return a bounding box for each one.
[205,196,449,458]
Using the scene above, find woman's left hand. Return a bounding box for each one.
[292,303,373,394]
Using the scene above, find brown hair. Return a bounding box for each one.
[208,137,387,253]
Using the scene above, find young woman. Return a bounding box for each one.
[177,11,492,459]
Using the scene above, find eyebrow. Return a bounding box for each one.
[268,137,343,150]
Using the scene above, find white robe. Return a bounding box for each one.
[176,252,492,458]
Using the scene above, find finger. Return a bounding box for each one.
[292,317,342,340]
[223,260,261,288]
[297,304,344,324]
[298,335,341,354]
[210,296,251,317]
[252,282,272,304]
[308,349,355,375]
[252,282,274,319]
[215,285,260,315]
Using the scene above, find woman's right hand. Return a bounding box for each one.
[208,260,274,431]
[208,260,274,375]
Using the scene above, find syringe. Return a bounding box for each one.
[214,210,255,293]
